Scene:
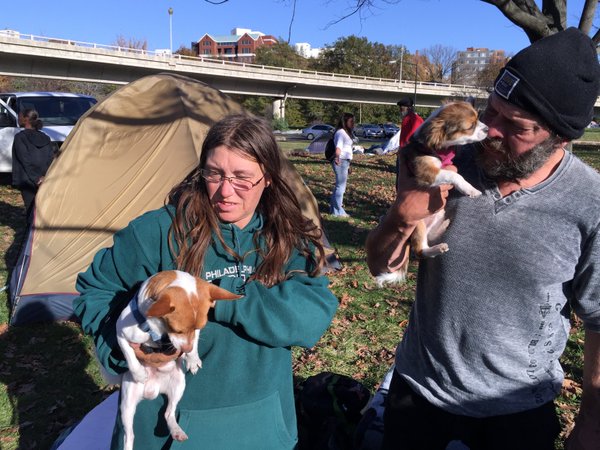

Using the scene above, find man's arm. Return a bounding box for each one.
[567,329,600,450]
[365,154,453,276]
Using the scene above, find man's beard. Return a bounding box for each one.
[475,135,562,181]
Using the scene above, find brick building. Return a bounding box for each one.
[191,27,277,62]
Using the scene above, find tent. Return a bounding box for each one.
[306,132,332,154]
[9,73,339,326]
[382,130,400,154]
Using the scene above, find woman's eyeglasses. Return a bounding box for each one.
[199,169,265,191]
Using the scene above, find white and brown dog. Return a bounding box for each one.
[377,101,488,286]
[109,270,240,450]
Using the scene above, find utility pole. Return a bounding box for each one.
[414,50,419,106]
[168,7,173,55]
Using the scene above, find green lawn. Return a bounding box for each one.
[1,144,598,449]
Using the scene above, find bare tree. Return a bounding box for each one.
[113,35,148,51]
[420,45,457,83]
[481,0,600,44]
[203,1,600,49]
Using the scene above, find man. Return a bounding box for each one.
[366,28,600,450]
[396,97,423,188]
[397,97,423,149]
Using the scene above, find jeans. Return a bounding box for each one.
[382,372,561,450]
[329,159,350,216]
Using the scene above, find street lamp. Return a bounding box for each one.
[389,47,405,82]
[389,51,418,106]
[413,52,418,106]
[168,7,173,55]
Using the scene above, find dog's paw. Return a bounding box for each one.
[375,271,406,287]
[170,427,188,442]
[466,188,482,198]
[421,243,449,258]
[183,354,202,374]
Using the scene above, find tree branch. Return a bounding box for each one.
[480,0,553,42]
[578,0,598,34]
[287,0,297,44]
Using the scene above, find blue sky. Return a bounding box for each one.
[3,0,590,56]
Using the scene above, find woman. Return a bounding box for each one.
[74,114,339,449]
[329,112,355,217]
[11,108,55,223]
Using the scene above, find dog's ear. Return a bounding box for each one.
[146,295,175,318]
[419,117,446,151]
[206,282,242,302]
[140,271,178,302]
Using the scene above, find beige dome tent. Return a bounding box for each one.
[9,73,338,325]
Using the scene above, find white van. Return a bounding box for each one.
[0,92,97,173]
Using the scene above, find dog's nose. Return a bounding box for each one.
[180,342,193,353]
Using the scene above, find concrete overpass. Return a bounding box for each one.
[1,32,599,118]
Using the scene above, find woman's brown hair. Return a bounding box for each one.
[168,114,325,287]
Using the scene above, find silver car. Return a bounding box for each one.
[301,124,334,140]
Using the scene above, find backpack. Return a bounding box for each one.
[295,372,372,450]
[324,137,336,161]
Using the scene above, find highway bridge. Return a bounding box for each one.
[1,31,599,118]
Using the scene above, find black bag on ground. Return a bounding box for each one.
[295,372,371,450]
[324,137,336,161]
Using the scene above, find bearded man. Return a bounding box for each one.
[366,28,600,450]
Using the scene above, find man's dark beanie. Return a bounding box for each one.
[397,97,413,107]
[494,27,600,140]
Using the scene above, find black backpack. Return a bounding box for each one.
[295,372,371,450]
[324,137,336,161]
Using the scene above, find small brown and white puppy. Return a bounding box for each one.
[376,101,488,286]
[110,270,240,450]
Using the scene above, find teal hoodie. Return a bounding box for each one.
[74,206,338,450]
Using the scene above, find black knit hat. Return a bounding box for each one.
[494,27,600,140]
[397,97,413,107]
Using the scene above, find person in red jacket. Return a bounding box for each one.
[395,97,423,189]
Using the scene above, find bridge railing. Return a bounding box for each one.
[0,30,484,92]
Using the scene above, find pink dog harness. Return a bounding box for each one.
[437,146,456,167]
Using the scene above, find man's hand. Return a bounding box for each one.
[566,330,600,450]
[365,151,454,276]
[129,342,182,368]
[393,151,455,224]
[566,414,600,450]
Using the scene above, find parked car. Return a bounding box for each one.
[354,123,385,138]
[301,124,334,140]
[0,92,97,172]
[380,123,400,137]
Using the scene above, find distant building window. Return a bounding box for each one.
[241,39,251,45]
[241,48,251,53]
[203,41,211,46]
[203,49,211,54]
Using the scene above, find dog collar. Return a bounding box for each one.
[131,294,164,343]
[437,146,456,167]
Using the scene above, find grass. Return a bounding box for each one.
[1,143,599,449]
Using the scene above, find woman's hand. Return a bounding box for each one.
[334,149,341,165]
[129,342,182,368]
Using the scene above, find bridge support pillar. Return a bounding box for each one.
[272,99,285,120]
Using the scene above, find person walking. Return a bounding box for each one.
[11,108,55,223]
[329,112,355,217]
